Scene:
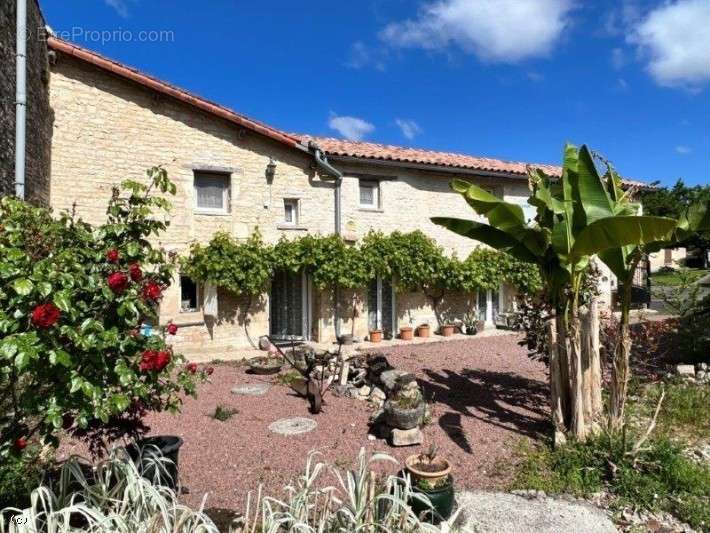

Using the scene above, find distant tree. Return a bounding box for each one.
[641,179,710,268]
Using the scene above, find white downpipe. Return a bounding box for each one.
[15,0,27,200]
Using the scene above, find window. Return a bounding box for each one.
[283,198,299,225]
[359,179,380,208]
[180,276,199,313]
[194,172,230,213]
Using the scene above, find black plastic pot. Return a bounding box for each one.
[128,435,183,490]
[409,475,455,524]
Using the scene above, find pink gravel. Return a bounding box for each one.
[64,334,550,518]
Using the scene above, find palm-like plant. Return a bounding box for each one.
[433,143,676,441]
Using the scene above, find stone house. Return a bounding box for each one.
[44,37,617,360]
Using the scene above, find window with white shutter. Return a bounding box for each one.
[194,172,230,213]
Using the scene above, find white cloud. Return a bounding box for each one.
[675,145,692,155]
[328,113,375,141]
[379,0,574,63]
[346,41,386,71]
[395,118,422,140]
[105,0,132,17]
[630,0,710,88]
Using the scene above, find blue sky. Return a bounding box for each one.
[41,0,710,186]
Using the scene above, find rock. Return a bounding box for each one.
[231,383,271,396]
[697,370,707,380]
[370,387,386,401]
[697,362,708,371]
[366,354,393,383]
[511,489,546,500]
[379,369,407,392]
[390,427,424,446]
[367,433,377,441]
[358,385,372,397]
[395,373,417,389]
[268,417,317,436]
[453,491,617,533]
[675,364,695,377]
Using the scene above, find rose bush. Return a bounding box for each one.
[0,167,206,458]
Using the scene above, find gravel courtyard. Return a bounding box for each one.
[65,334,551,518]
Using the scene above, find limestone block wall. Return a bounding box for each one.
[48,55,333,357]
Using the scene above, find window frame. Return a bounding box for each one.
[283,198,300,226]
[179,275,201,314]
[358,179,380,209]
[193,171,231,214]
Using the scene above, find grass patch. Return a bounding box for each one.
[639,381,709,442]
[211,405,239,421]
[0,446,46,509]
[511,435,710,530]
[650,268,709,287]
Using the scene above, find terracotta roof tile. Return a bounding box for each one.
[300,136,562,177]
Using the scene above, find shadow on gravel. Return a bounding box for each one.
[421,368,550,451]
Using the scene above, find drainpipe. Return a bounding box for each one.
[307,141,344,337]
[15,0,27,200]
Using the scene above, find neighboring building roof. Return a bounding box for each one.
[46,37,302,150]
[46,37,649,188]
[300,136,563,178]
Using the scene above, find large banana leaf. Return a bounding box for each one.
[451,179,526,232]
[431,217,540,264]
[572,145,615,225]
[572,215,676,258]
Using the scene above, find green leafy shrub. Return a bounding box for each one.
[0,168,207,458]
[0,445,45,509]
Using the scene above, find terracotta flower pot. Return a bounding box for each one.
[369,329,383,343]
[441,324,455,337]
[416,324,430,338]
[399,326,414,341]
[405,454,452,488]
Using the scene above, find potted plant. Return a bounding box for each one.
[399,325,414,341]
[128,435,184,490]
[248,356,283,374]
[463,311,478,335]
[369,329,383,343]
[416,323,430,338]
[405,444,454,523]
[440,324,455,337]
[383,389,425,430]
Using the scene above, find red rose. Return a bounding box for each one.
[106,249,120,263]
[31,303,61,328]
[129,263,143,282]
[14,437,27,451]
[186,362,198,374]
[153,350,171,371]
[166,323,178,335]
[206,366,214,376]
[107,272,129,294]
[141,282,162,301]
[139,349,157,372]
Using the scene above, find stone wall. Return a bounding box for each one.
[0,0,52,203]
[49,52,527,357]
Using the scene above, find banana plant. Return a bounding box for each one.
[432,143,676,441]
[593,160,710,430]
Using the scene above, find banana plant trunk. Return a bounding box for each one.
[581,296,603,428]
[546,313,568,446]
[610,281,633,431]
